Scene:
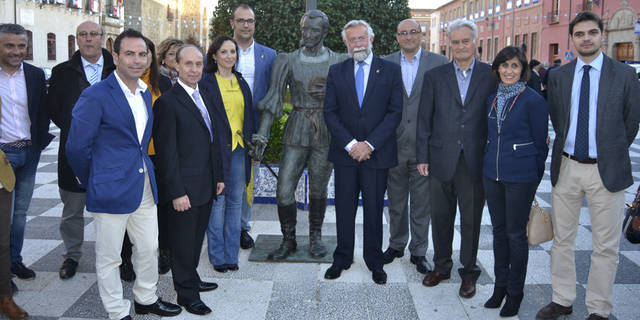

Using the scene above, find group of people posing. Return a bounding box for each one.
[0,4,637,320]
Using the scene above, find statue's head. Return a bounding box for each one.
[300,10,329,50]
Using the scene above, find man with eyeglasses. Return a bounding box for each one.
[382,19,448,275]
[229,4,276,250]
[47,20,116,280]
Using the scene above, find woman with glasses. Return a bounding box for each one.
[157,38,183,85]
[482,46,549,317]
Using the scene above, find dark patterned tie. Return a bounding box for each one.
[574,65,591,161]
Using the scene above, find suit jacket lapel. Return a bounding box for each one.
[141,89,153,146]
[561,60,577,129]
[107,74,138,143]
[444,62,463,106]
[23,64,35,119]
[342,59,359,110]
[409,51,430,100]
[463,60,482,106]
[361,56,381,108]
[389,52,409,100]
[596,56,613,131]
[174,84,209,132]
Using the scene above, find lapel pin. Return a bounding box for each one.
[376,69,380,73]
[261,54,264,59]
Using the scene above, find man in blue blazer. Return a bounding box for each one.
[66,29,180,320]
[323,20,403,285]
[0,24,53,282]
[230,4,276,249]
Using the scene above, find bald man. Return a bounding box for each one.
[47,20,116,280]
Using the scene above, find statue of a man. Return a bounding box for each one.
[252,10,346,260]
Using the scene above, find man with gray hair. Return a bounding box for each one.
[383,19,448,275]
[324,19,403,284]
[416,19,496,297]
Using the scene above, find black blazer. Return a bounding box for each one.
[46,49,115,192]
[416,60,497,182]
[23,62,53,152]
[152,83,223,207]
[324,55,403,168]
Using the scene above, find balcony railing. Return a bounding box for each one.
[547,11,560,24]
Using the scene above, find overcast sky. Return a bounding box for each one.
[409,0,450,9]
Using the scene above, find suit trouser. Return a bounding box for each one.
[0,189,12,297]
[169,201,211,304]
[551,156,625,317]
[431,152,484,280]
[387,156,431,256]
[59,189,86,262]
[332,164,387,271]
[93,172,158,320]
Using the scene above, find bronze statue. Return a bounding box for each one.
[252,10,347,260]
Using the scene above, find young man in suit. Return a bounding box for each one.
[0,23,53,282]
[383,19,448,275]
[47,20,116,280]
[65,29,181,320]
[230,4,276,249]
[416,19,496,298]
[153,45,224,316]
[536,12,640,320]
[323,20,403,285]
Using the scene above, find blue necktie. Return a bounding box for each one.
[574,65,591,161]
[192,90,213,141]
[355,61,365,107]
[88,64,99,85]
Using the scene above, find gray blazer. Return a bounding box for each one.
[385,50,449,162]
[416,60,497,182]
[548,54,640,192]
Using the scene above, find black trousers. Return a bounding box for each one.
[332,165,388,272]
[169,201,212,303]
[483,178,538,295]
[0,189,11,297]
[430,152,485,280]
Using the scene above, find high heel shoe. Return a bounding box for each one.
[484,286,506,308]
[500,293,524,317]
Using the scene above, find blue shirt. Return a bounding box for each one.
[453,58,475,103]
[400,47,421,97]
[563,52,603,158]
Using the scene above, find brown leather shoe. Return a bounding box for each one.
[459,279,476,298]
[422,271,450,287]
[0,295,28,319]
[535,302,572,320]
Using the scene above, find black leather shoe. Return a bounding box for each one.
[240,230,255,249]
[59,258,78,280]
[586,313,608,320]
[324,263,351,280]
[409,255,431,274]
[199,281,218,292]
[119,261,136,282]
[180,300,211,315]
[372,269,387,284]
[213,265,228,273]
[158,251,171,275]
[11,262,35,280]
[383,247,404,264]
[226,264,239,271]
[134,298,181,316]
[120,316,132,320]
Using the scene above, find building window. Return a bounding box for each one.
[47,33,56,60]
[106,38,113,52]
[487,37,492,62]
[26,30,33,60]
[531,32,538,59]
[522,33,529,55]
[479,39,483,61]
[506,36,511,46]
[68,35,75,59]
[515,35,520,47]
[494,37,499,59]
[550,43,559,63]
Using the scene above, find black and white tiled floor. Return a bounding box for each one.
[7,124,640,319]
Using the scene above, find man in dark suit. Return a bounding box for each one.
[153,45,224,316]
[66,29,181,320]
[230,4,277,249]
[416,19,496,298]
[536,12,640,320]
[323,20,402,285]
[383,19,448,275]
[47,20,116,280]
[0,23,53,282]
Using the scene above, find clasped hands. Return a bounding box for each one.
[349,141,372,162]
[172,183,225,212]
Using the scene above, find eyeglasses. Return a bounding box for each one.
[397,29,419,37]
[77,31,103,38]
[234,18,255,25]
[347,36,368,44]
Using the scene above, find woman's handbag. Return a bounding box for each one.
[623,185,640,244]
[527,197,554,245]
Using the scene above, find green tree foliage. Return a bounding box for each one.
[210,0,410,56]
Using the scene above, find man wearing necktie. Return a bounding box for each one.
[323,20,402,285]
[47,20,116,280]
[537,12,640,320]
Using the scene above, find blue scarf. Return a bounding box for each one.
[496,81,525,130]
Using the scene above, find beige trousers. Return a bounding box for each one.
[92,171,159,319]
[550,156,625,317]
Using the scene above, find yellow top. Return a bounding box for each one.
[215,73,245,150]
[141,70,163,156]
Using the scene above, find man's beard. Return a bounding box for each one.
[349,42,373,62]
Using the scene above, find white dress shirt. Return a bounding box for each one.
[345,52,374,152]
[113,71,148,144]
[236,41,255,95]
[0,63,31,143]
[81,55,104,84]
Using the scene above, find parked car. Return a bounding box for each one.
[624,61,640,80]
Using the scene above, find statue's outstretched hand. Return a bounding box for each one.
[251,134,269,161]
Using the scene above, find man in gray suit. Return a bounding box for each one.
[536,12,640,320]
[416,19,496,298]
[383,19,448,275]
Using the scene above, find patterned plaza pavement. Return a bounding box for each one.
[4,124,640,320]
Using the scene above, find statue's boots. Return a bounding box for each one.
[268,203,297,260]
[309,198,328,258]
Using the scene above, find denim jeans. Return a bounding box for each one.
[1,145,40,264]
[207,147,245,266]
